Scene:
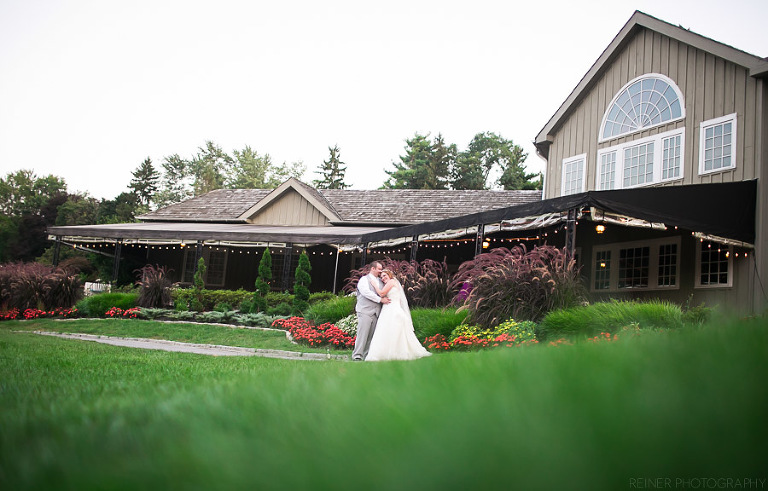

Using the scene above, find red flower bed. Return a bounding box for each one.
[105,307,141,319]
[424,332,540,352]
[272,316,355,350]
[0,308,79,321]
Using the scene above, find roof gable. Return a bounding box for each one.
[535,11,768,153]
[238,177,341,224]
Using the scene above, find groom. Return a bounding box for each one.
[352,261,390,361]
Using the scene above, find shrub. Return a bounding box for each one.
[335,314,358,337]
[267,302,292,316]
[0,262,83,310]
[135,264,172,308]
[232,312,283,328]
[43,269,83,309]
[343,258,457,309]
[538,299,683,340]
[682,295,715,325]
[304,295,356,324]
[292,251,312,315]
[309,291,336,304]
[252,247,272,313]
[171,288,252,312]
[214,302,233,312]
[76,292,138,317]
[411,307,468,340]
[453,244,586,327]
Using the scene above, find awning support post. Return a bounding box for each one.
[53,236,61,266]
[112,239,123,283]
[410,235,419,262]
[282,243,294,290]
[361,243,368,267]
[474,224,485,257]
[565,208,577,258]
[332,245,340,294]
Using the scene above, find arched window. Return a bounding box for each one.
[600,74,684,141]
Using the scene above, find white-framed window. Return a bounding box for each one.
[598,151,617,190]
[699,113,737,175]
[623,141,655,187]
[600,73,685,142]
[595,128,685,190]
[662,133,682,180]
[592,237,680,292]
[695,240,732,288]
[561,154,585,196]
[182,247,228,287]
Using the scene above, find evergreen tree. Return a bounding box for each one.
[129,157,160,208]
[292,250,312,314]
[191,257,206,311]
[313,145,348,189]
[252,247,272,313]
[427,134,456,190]
[383,133,433,189]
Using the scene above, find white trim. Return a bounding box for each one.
[591,236,681,292]
[599,73,686,143]
[561,154,586,196]
[695,239,733,289]
[698,113,737,176]
[595,128,685,190]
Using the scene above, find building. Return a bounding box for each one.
[533,11,767,314]
[48,178,541,292]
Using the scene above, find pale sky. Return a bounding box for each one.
[1,0,766,200]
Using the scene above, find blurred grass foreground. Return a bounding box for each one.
[1,316,767,490]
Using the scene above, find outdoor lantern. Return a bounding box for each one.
[596,224,606,234]
[482,241,490,249]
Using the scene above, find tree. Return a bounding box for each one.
[154,154,192,208]
[96,192,139,224]
[453,132,540,190]
[384,134,435,189]
[313,145,348,189]
[129,158,160,208]
[188,141,234,196]
[55,193,99,226]
[271,160,306,185]
[229,146,275,189]
[427,134,456,190]
[450,151,487,190]
[0,170,68,262]
[0,169,67,217]
[292,250,312,314]
[191,257,207,311]
[252,247,272,313]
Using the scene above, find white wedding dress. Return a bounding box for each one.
[365,280,432,361]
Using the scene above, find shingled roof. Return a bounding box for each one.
[140,182,543,225]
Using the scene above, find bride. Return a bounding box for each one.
[365,269,432,361]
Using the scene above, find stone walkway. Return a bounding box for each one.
[31,331,349,361]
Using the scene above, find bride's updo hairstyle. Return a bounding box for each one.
[381,269,396,281]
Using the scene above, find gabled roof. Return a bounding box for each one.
[139,180,543,226]
[236,177,342,223]
[534,10,768,154]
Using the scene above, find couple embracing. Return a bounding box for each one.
[351,261,431,362]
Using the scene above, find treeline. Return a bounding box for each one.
[0,131,540,265]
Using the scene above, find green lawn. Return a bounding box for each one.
[4,318,342,354]
[1,316,766,490]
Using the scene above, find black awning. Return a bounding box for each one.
[361,180,757,245]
